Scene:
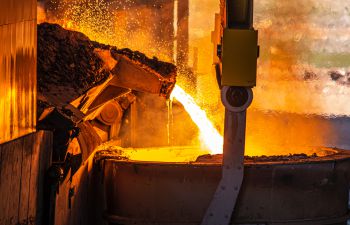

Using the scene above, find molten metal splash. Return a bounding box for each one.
[171,85,223,154]
[99,145,211,163]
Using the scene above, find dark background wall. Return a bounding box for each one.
[0,131,52,225]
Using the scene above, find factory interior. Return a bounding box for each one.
[1,0,350,225]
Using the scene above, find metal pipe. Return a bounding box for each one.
[226,0,254,29]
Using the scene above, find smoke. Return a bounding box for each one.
[187,0,350,117]
[252,0,350,116]
[186,0,350,154]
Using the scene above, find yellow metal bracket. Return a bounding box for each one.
[221,28,258,87]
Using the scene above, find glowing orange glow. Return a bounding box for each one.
[37,0,349,159]
[97,145,210,163]
[62,20,74,30]
[37,4,46,24]
[171,85,223,154]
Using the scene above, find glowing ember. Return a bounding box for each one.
[99,145,211,163]
[171,85,223,154]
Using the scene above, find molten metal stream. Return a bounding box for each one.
[171,85,223,154]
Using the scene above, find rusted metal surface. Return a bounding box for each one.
[102,149,350,225]
[109,55,173,96]
[0,0,37,144]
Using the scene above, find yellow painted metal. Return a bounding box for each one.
[221,29,258,87]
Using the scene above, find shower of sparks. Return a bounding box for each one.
[46,0,173,62]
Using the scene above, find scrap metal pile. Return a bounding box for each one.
[37,22,176,116]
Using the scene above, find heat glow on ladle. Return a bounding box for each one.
[170,85,223,154]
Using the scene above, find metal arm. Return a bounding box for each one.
[201,87,252,225]
[201,0,257,224]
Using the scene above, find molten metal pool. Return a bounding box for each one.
[96,147,350,225]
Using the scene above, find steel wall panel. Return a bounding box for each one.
[0,0,8,25]
[22,0,29,21]
[32,0,36,19]
[8,0,16,24]
[0,0,37,25]
[0,0,36,144]
[0,0,3,25]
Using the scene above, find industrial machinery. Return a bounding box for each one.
[36,23,177,225]
[3,1,350,225]
[34,1,350,225]
[100,1,350,225]
[37,22,177,165]
[202,0,258,224]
